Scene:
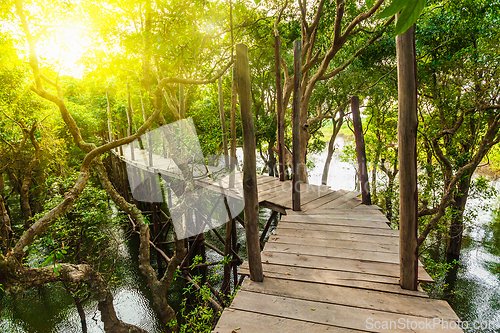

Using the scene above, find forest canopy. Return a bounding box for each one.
[1,0,500,332]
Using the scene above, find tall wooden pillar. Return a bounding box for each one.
[396,22,419,291]
[275,35,285,182]
[351,96,371,205]
[236,43,263,282]
[218,77,229,166]
[292,39,301,211]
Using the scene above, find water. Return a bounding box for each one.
[307,136,356,190]
[0,229,164,333]
[3,139,500,332]
[435,180,500,332]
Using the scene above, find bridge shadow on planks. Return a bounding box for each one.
[214,175,463,333]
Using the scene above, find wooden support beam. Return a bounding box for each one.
[230,67,238,188]
[396,21,418,291]
[222,197,234,295]
[179,83,185,119]
[152,203,163,276]
[236,43,263,282]
[292,39,302,211]
[351,96,371,205]
[275,35,285,182]
[260,210,279,249]
[218,77,230,167]
[126,82,135,161]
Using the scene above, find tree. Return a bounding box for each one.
[274,0,395,182]
[415,0,500,258]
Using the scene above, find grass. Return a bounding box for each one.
[319,121,353,143]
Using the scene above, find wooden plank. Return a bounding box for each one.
[279,217,391,229]
[268,235,399,254]
[287,208,385,217]
[354,204,383,211]
[259,201,287,215]
[262,242,418,266]
[239,263,427,297]
[274,228,400,246]
[240,277,455,319]
[256,174,279,185]
[239,260,397,284]
[228,291,461,332]
[258,181,291,202]
[336,196,363,209]
[277,221,398,236]
[321,191,361,209]
[257,251,433,283]
[298,184,333,205]
[301,190,347,211]
[256,178,286,196]
[282,213,389,223]
[213,308,359,333]
[270,185,293,208]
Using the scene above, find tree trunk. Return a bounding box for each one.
[385,174,395,223]
[321,139,335,186]
[20,174,32,228]
[0,193,12,253]
[267,142,277,177]
[447,174,472,258]
[73,295,88,333]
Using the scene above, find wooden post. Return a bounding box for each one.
[351,96,371,205]
[218,77,230,167]
[139,95,153,166]
[152,203,163,276]
[148,133,153,167]
[236,43,263,282]
[229,67,237,188]
[179,83,185,119]
[292,39,301,211]
[396,22,418,291]
[126,83,135,161]
[117,130,124,156]
[260,210,278,249]
[105,92,116,153]
[275,35,285,182]
[221,197,233,295]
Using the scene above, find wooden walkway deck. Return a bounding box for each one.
[214,175,463,332]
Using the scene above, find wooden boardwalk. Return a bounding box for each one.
[214,175,463,332]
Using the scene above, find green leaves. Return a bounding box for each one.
[395,0,426,35]
[366,0,376,8]
[378,0,407,19]
[378,0,427,35]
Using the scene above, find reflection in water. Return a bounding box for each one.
[438,183,500,332]
[0,229,164,333]
[308,137,356,190]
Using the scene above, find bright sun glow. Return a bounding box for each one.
[37,24,88,78]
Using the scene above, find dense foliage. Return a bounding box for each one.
[0,0,499,332]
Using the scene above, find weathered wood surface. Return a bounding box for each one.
[213,175,462,332]
[114,146,462,332]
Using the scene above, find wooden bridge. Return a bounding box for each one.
[213,175,463,333]
[104,43,462,332]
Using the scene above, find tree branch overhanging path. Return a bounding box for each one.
[2,0,234,331]
[275,0,393,183]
